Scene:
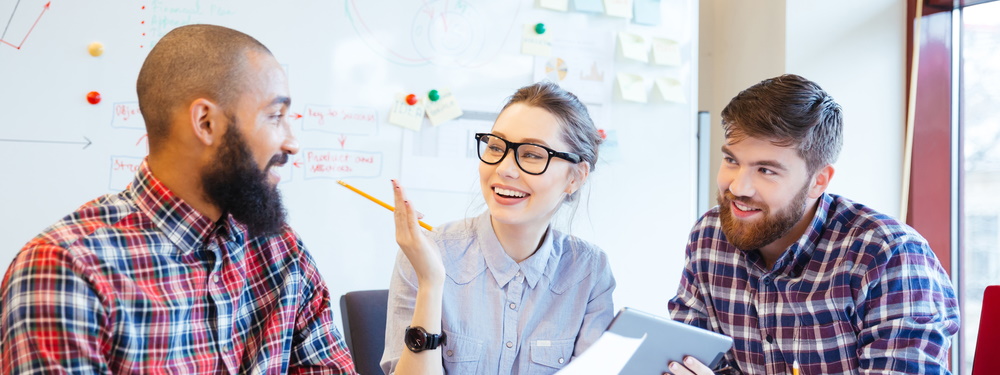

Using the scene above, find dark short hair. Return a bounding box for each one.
[136,24,271,148]
[501,81,602,202]
[721,74,843,174]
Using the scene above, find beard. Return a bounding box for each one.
[717,182,810,251]
[202,119,288,237]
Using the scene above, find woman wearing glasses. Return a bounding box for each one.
[380,81,615,375]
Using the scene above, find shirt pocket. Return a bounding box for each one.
[527,338,575,374]
[441,329,484,375]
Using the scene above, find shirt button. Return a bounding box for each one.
[509,303,516,310]
[506,341,513,348]
[213,275,221,283]
[446,350,454,357]
[765,334,774,343]
[558,357,565,364]
[761,276,772,284]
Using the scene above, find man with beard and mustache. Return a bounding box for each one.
[664,75,959,375]
[0,25,356,374]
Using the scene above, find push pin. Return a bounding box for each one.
[534,23,546,35]
[405,94,418,106]
[428,89,440,102]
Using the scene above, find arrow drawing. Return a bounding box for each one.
[0,136,92,149]
[1,1,51,50]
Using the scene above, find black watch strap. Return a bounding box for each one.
[404,326,448,353]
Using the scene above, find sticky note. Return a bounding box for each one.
[604,0,631,18]
[655,77,686,103]
[573,0,604,13]
[652,37,681,66]
[540,0,569,11]
[633,0,661,26]
[616,73,647,103]
[521,24,553,56]
[618,32,648,63]
[388,94,425,130]
[425,89,463,126]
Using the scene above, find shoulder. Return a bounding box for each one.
[25,192,143,266]
[546,230,612,293]
[826,194,929,253]
[823,195,944,275]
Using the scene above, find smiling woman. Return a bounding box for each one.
[381,81,615,375]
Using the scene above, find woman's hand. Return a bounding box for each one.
[392,179,446,288]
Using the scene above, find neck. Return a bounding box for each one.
[759,199,820,270]
[490,216,549,263]
[147,155,222,221]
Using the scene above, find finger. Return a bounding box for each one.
[415,210,425,220]
[667,361,694,375]
[403,200,421,233]
[391,180,409,237]
[682,356,714,375]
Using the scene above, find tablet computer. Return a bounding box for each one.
[606,307,733,373]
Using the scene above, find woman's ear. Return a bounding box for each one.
[189,98,225,147]
[564,163,591,195]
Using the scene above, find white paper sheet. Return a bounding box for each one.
[556,331,646,375]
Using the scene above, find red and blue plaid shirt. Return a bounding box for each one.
[669,193,960,374]
[1,161,356,374]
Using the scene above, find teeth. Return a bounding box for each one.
[734,202,759,211]
[495,187,526,198]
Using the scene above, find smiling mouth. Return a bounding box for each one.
[494,187,528,198]
[733,201,761,212]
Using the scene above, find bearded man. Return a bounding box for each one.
[665,74,960,375]
[0,24,356,374]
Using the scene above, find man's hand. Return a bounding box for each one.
[664,356,714,375]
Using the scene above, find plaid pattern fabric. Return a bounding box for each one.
[669,193,960,375]
[0,161,356,375]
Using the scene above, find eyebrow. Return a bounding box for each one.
[491,132,551,147]
[720,145,789,172]
[270,96,291,108]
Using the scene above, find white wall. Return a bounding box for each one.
[700,0,787,210]
[700,0,905,218]
[785,0,905,217]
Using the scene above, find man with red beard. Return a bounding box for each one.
[665,75,959,375]
[0,25,356,374]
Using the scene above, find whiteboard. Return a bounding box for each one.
[0,0,698,321]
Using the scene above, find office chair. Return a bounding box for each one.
[340,289,390,375]
[973,285,999,375]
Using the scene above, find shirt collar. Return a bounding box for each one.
[773,192,833,274]
[475,212,553,289]
[130,159,229,255]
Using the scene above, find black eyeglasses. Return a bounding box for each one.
[474,133,582,175]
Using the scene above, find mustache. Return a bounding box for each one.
[723,191,757,205]
[267,153,289,169]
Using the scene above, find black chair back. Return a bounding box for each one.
[339,289,389,375]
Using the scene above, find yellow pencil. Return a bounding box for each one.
[337,180,434,231]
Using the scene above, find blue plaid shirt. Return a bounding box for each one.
[669,193,960,374]
[1,161,356,374]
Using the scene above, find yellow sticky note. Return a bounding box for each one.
[522,24,553,56]
[618,32,648,63]
[540,0,569,11]
[617,73,647,103]
[604,0,631,18]
[655,77,686,104]
[388,94,425,130]
[652,37,681,66]
[425,89,464,126]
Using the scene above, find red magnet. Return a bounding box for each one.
[86,91,102,105]
[405,94,418,106]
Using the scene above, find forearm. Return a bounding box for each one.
[394,284,445,375]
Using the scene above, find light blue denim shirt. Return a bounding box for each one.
[380,212,616,375]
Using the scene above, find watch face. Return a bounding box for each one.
[406,327,427,350]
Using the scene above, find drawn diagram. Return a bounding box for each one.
[0,0,50,50]
[346,0,520,67]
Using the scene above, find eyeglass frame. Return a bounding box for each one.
[474,133,582,175]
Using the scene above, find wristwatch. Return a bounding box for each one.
[404,326,447,353]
